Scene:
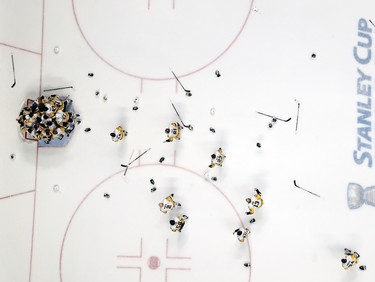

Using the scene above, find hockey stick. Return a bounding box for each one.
[256,111,291,122]
[370,20,375,27]
[121,148,151,176]
[11,53,16,88]
[128,148,151,166]
[293,180,320,198]
[121,150,134,176]
[294,99,300,134]
[170,70,192,96]
[169,99,193,131]
[43,86,73,92]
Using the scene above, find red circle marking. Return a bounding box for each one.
[148,256,161,270]
[59,163,251,282]
[71,0,255,81]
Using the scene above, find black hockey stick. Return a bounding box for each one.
[256,111,291,122]
[121,150,134,176]
[121,148,150,175]
[293,180,320,198]
[170,99,193,131]
[43,86,73,92]
[11,53,16,88]
[171,70,192,96]
[294,99,300,134]
[370,20,375,27]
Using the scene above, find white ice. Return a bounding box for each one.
[0,0,374,282]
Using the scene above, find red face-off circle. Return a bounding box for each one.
[72,0,254,80]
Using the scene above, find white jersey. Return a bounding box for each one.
[234,228,250,242]
[342,254,358,270]
[159,196,176,214]
[111,126,126,142]
[248,196,263,209]
[166,123,181,142]
[214,150,225,165]
[170,215,188,232]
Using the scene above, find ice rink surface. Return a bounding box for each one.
[0,0,374,281]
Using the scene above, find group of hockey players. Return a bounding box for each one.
[17,95,79,143]
[164,123,227,169]
[158,193,188,232]
[163,119,366,271]
[18,94,364,271]
[233,188,264,244]
[163,123,264,244]
[17,95,130,144]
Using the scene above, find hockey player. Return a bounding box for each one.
[233,227,250,242]
[169,215,188,232]
[110,126,127,142]
[164,122,182,143]
[209,148,226,168]
[341,248,360,270]
[245,188,264,215]
[159,194,181,214]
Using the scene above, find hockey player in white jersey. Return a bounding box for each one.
[164,122,182,143]
[110,126,127,142]
[209,147,226,168]
[341,248,360,270]
[245,188,264,215]
[169,215,188,232]
[233,227,250,242]
[159,194,181,214]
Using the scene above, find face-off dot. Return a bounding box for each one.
[147,256,160,270]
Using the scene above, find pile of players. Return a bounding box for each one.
[17,95,80,143]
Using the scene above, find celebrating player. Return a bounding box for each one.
[159,194,181,214]
[245,188,264,215]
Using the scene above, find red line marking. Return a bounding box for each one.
[29,144,40,282]
[147,0,150,10]
[173,150,176,166]
[165,268,191,282]
[172,0,175,9]
[175,80,178,93]
[140,79,143,93]
[0,189,35,200]
[166,238,191,259]
[29,2,45,280]
[0,42,41,55]
[117,238,143,258]
[38,0,45,97]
